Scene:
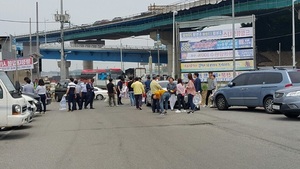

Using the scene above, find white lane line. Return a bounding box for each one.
[0,128,14,140]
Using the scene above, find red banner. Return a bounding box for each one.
[0,58,33,71]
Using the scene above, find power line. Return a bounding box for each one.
[0,18,56,24]
[256,31,300,41]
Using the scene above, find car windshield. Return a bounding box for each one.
[0,72,17,92]
[288,71,300,83]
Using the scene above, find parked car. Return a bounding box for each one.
[22,92,52,112]
[214,69,300,113]
[146,81,188,108]
[94,87,108,100]
[22,94,38,122]
[146,81,170,106]
[273,86,300,118]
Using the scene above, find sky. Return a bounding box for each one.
[0,0,180,71]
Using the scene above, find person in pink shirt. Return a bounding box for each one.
[186,73,196,114]
[176,78,186,113]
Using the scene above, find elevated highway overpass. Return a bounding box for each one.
[15,0,300,77]
[39,43,167,63]
[16,0,300,43]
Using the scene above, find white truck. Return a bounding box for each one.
[0,71,30,127]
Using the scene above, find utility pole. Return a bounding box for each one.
[172,10,178,79]
[60,0,66,81]
[55,0,70,81]
[29,18,33,81]
[36,2,40,79]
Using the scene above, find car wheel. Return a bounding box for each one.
[263,96,274,114]
[247,107,256,110]
[284,113,299,119]
[216,95,228,110]
[96,94,104,100]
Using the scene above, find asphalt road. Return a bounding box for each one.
[1,99,300,169]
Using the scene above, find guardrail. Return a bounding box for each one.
[16,0,211,38]
[40,43,167,50]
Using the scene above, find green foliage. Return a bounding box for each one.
[202,83,208,91]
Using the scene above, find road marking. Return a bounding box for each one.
[0,128,14,140]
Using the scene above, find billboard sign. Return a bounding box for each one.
[181,71,245,82]
[0,58,33,71]
[180,38,253,52]
[180,27,253,42]
[181,60,254,72]
[181,49,254,62]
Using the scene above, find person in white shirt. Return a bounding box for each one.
[75,80,82,110]
[176,78,186,113]
[66,78,77,112]
[23,78,35,94]
[80,78,88,109]
[35,79,47,114]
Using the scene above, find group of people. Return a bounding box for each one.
[22,77,48,114]
[105,71,217,115]
[65,77,96,112]
[106,77,145,110]
[149,72,216,115]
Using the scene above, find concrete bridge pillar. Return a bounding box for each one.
[57,61,71,78]
[83,61,93,70]
[150,31,179,78]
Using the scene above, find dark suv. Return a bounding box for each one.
[214,69,300,113]
[54,81,68,102]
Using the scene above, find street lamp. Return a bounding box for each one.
[120,39,124,71]
[172,10,178,79]
[232,0,236,77]
[156,33,161,76]
[292,0,296,67]
[148,51,152,79]
[44,19,49,44]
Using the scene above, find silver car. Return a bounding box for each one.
[273,86,300,118]
[146,81,188,108]
[146,81,170,106]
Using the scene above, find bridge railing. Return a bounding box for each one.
[161,0,223,13]
[40,43,167,50]
[16,0,214,39]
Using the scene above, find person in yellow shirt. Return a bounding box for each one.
[150,75,163,113]
[153,89,170,115]
[131,77,145,110]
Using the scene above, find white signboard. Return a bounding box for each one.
[0,58,33,71]
[181,49,254,62]
[180,27,253,42]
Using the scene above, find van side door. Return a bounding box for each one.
[242,73,264,106]
[226,74,247,106]
[0,85,8,126]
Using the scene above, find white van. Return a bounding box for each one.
[0,72,30,127]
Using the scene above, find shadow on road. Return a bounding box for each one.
[270,116,300,122]
[14,125,32,130]
[217,107,282,115]
[0,133,29,140]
